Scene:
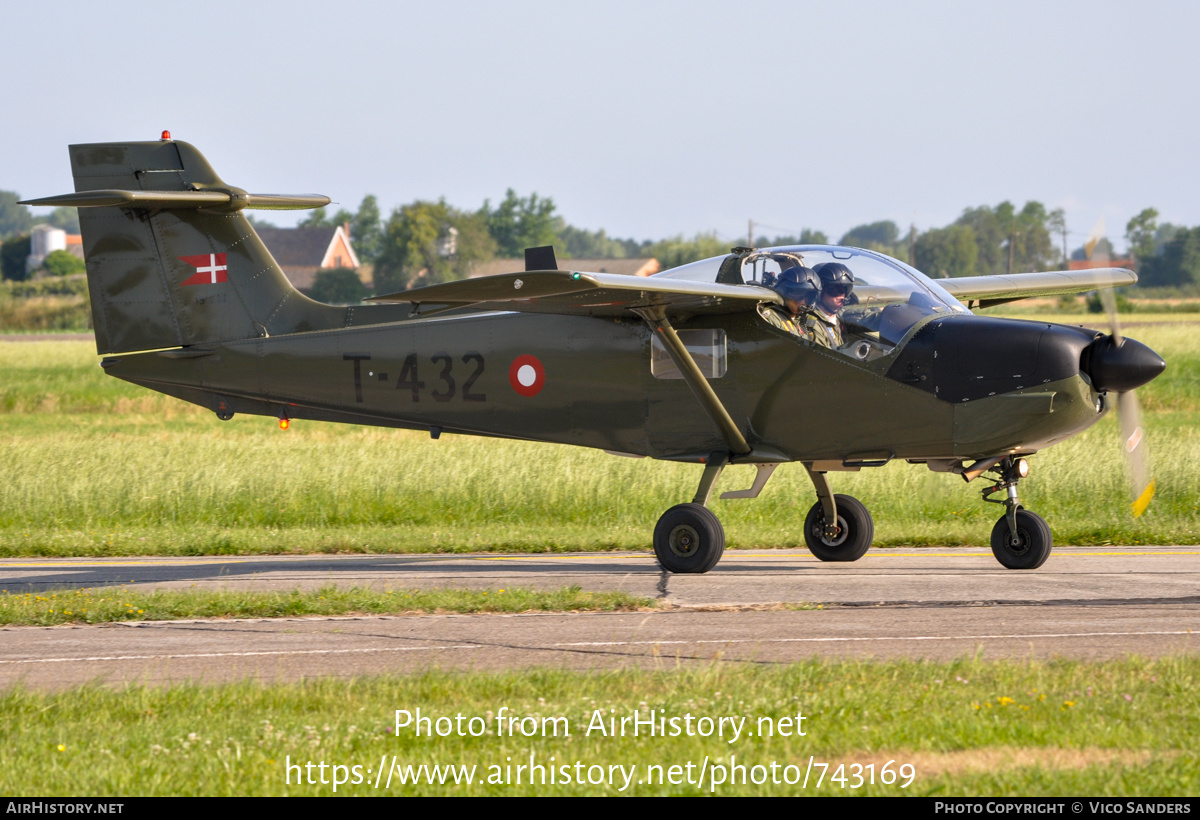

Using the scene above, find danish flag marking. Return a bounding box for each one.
[180,253,228,286]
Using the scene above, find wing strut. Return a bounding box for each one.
[634,308,751,457]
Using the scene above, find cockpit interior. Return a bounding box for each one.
[656,245,971,360]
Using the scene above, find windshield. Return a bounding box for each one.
[657,245,969,357]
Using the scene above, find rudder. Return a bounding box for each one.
[63,140,368,354]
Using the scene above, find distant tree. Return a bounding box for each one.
[43,207,80,234]
[299,207,332,228]
[245,213,277,229]
[1120,220,1181,277]
[1153,223,1181,255]
[757,229,828,247]
[956,204,1009,276]
[1125,208,1159,268]
[1140,227,1200,288]
[555,222,640,259]
[481,190,559,257]
[646,233,729,270]
[298,205,354,238]
[839,220,900,251]
[372,200,496,293]
[913,225,978,278]
[1,234,31,280]
[42,249,86,277]
[350,195,383,263]
[309,268,367,304]
[1047,208,1067,266]
[953,201,1056,275]
[1007,201,1055,272]
[0,192,33,241]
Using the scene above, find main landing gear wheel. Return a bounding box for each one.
[653,503,725,574]
[990,509,1052,570]
[804,494,873,562]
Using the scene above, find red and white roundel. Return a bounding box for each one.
[509,354,545,397]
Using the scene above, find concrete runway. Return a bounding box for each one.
[1,547,1197,689]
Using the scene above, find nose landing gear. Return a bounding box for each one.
[982,457,1051,569]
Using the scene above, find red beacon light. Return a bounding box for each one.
[279,417,290,431]
[160,130,171,141]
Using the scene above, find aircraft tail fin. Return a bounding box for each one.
[27,139,402,355]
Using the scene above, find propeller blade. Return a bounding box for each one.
[1089,215,1151,515]
[1084,216,1107,262]
[1099,287,1124,346]
[1118,390,1154,517]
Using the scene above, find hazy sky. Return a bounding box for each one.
[3,0,1196,252]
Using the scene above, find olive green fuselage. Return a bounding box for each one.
[102,309,1105,465]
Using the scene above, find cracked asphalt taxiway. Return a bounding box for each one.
[1,547,1197,689]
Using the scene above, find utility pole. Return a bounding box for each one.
[748,219,754,248]
[1007,217,1016,276]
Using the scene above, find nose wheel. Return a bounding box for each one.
[981,456,1052,569]
[989,508,1052,569]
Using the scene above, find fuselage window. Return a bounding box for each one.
[650,329,728,379]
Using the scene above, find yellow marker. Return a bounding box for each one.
[1132,479,1156,518]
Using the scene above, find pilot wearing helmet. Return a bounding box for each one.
[805,262,855,349]
[759,265,820,340]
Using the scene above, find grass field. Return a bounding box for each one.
[2,658,1195,796]
[2,328,1197,799]
[0,585,653,626]
[1,323,1198,556]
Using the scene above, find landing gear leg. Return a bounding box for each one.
[801,464,873,561]
[653,451,728,574]
[983,457,1051,570]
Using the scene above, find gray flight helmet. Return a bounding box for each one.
[813,262,855,298]
[774,266,820,305]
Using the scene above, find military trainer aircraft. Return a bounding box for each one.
[22,137,1166,573]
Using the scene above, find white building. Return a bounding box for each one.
[27,224,67,272]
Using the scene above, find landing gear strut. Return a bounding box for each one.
[982,457,1051,569]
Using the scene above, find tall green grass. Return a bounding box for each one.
[1,332,1197,556]
[1,658,1195,795]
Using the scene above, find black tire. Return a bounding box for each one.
[653,503,725,574]
[803,494,873,562]
[990,509,1052,569]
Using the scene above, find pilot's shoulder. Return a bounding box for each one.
[806,309,836,327]
[758,302,786,323]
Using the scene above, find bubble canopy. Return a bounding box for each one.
[655,245,971,351]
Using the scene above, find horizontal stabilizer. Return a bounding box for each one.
[20,190,330,211]
[370,270,780,318]
[940,268,1137,308]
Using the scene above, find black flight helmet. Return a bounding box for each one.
[773,266,820,306]
[813,262,855,299]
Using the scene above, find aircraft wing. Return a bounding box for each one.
[368,270,781,317]
[939,267,1137,309]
